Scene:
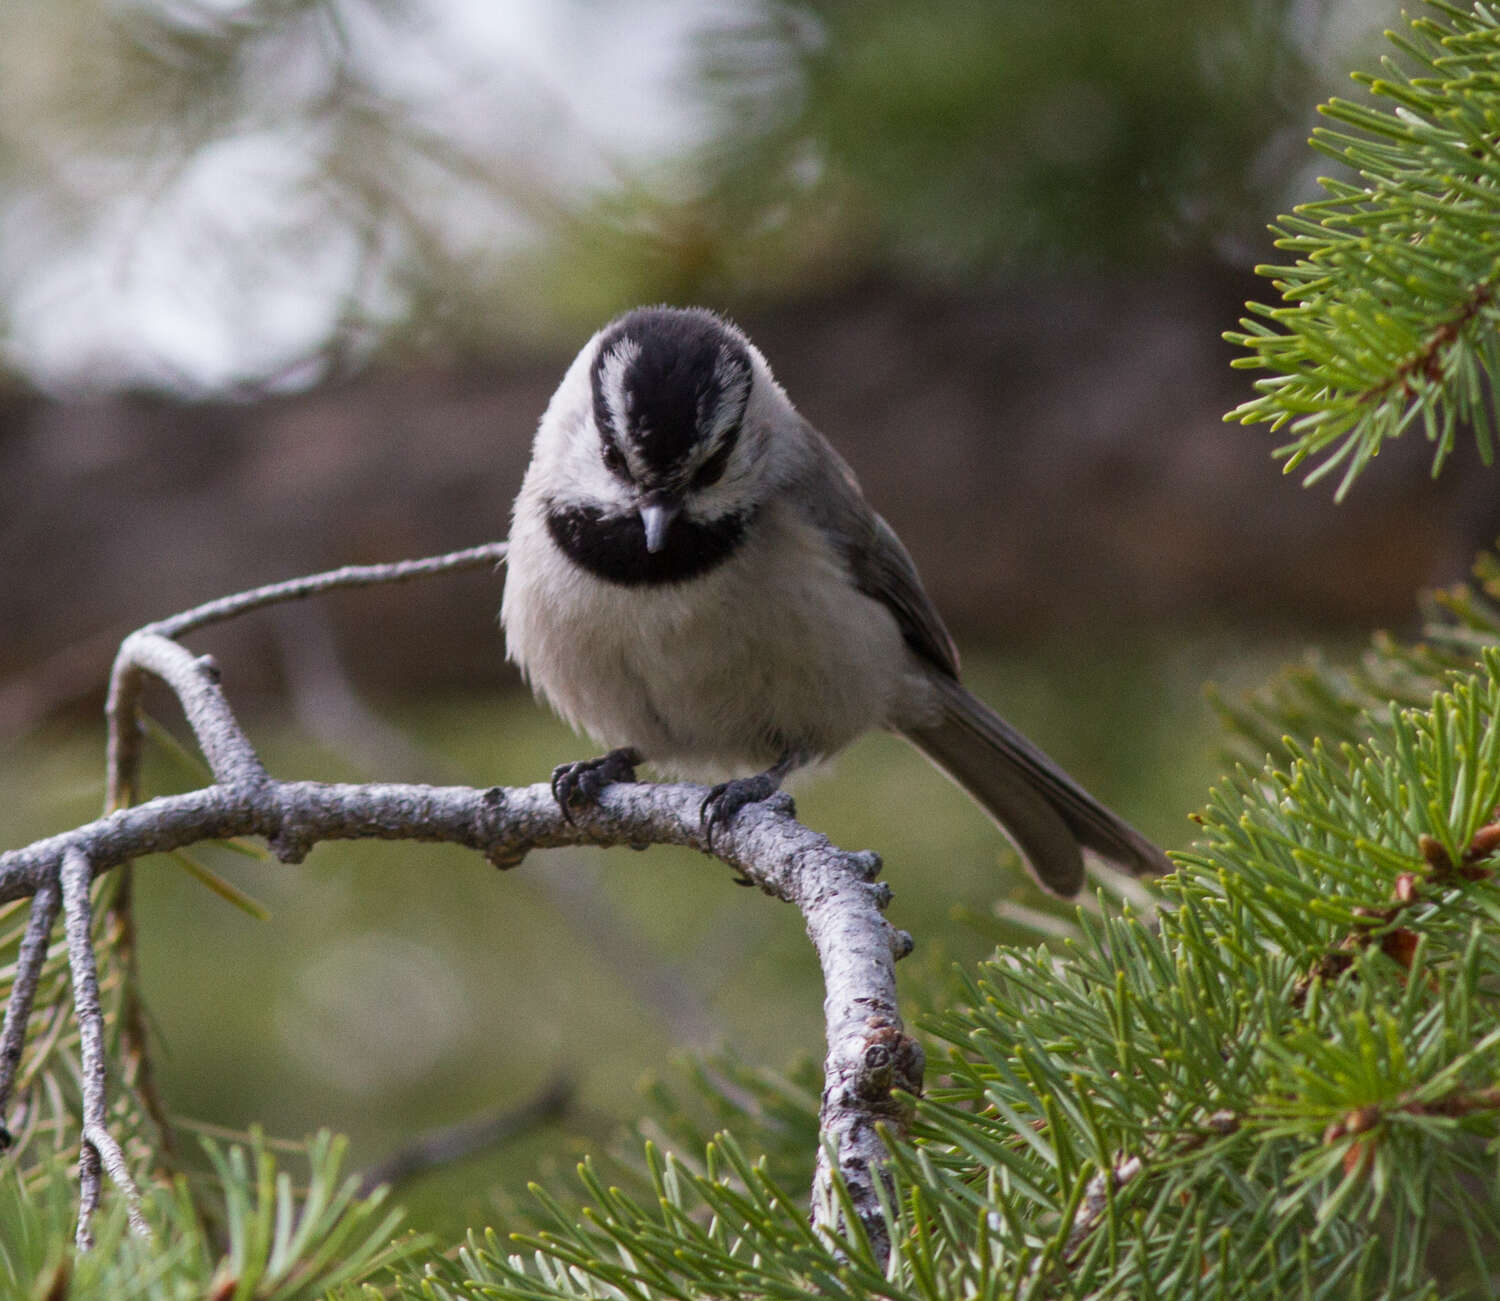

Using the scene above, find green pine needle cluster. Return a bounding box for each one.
[1227,0,1500,498]
[0,1127,419,1299]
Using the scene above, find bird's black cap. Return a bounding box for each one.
[590,307,751,481]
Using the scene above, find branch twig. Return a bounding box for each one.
[0,875,61,1140]
[104,542,509,808]
[60,847,151,1248]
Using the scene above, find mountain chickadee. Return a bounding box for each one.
[501,306,1168,895]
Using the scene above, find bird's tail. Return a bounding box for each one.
[900,675,1169,896]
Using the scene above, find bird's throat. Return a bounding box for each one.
[543,500,754,587]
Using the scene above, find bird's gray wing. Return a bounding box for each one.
[789,417,1167,894]
[794,418,960,679]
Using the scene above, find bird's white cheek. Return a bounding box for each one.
[529,435,631,515]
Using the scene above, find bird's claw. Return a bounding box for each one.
[551,747,641,822]
[700,772,785,851]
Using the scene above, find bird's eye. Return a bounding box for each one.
[601,439,629,479]
[691,437,734,489]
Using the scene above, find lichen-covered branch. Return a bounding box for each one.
[803,853,921,1256]
[3,541,920,1259]
[1,773,918,1253]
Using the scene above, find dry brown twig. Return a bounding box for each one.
[0,541,922,1260]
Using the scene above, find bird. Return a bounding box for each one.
[500,305,1168,895]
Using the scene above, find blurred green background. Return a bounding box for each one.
[0,0,1477,1242]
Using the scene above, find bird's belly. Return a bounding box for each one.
[503,512,918,774]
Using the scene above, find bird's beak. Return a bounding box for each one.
[639,495,681,553]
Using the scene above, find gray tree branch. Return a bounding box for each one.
[0,543,922,1261]
[60,846,152,1247]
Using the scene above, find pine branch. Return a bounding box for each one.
[1226,0,1500,498]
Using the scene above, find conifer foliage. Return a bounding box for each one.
[1228,1,1500,498]
[5,3,1500,1297]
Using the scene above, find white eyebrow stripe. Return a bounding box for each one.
[596,336,641,443]
[703,348,751,446]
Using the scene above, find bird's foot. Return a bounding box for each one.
[699,751,801,850]
[551,747,641,821]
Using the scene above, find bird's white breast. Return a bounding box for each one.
[501,493,926,775]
